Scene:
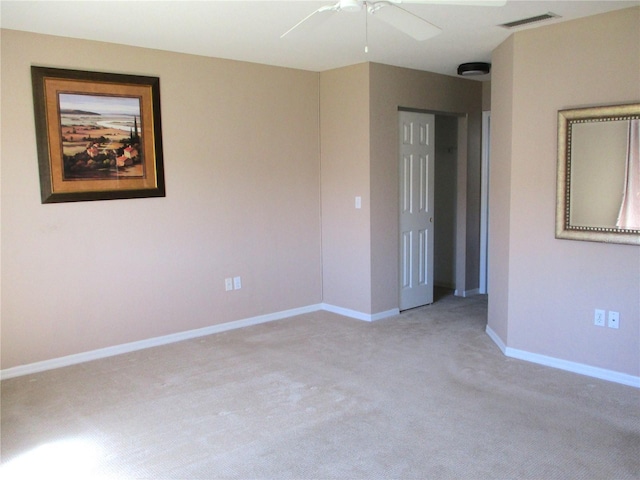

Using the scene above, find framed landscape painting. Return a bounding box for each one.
[31,66,165,203]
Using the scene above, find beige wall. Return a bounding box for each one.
[487,36,515,345]
[319,64,372,313]
[319,63,483,315]
[482,81,491,112]
[1,30,484,368]
[488,7,640,376]
[1,29,322,369]
[368,63,483,311]
[7,8,635,381]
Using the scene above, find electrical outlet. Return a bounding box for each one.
[608,311,619,329]
[594,309,605,327]
[225,278,233,291]
[233,276,242,290]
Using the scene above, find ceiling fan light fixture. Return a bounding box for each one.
[339,0,364,12]
[457,62,491,76]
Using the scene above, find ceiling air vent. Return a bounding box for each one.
[499,12,560,29]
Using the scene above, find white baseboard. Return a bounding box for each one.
[10,308,635,388]
[485,325,640,389]
[0,303,402,380]
[485,325,507,353]
[454,288,480,298]
[321,304,399,322]
[0,304,323,380]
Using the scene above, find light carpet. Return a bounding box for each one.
[1,291,639,479]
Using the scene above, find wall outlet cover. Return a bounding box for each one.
[594,309,605,327]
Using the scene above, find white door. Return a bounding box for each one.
[399,111,435,311]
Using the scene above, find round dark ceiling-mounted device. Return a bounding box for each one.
[457,62,491,76]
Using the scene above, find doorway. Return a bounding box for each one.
[434,115,458,293]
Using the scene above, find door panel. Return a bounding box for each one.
[399,111,435,311]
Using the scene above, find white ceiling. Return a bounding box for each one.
[2,0,638,79]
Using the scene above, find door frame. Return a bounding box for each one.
[453,114,468,298]
[479,110,490,294]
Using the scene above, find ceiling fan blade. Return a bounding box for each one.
[280,4,338,39]
[369,3,442,41]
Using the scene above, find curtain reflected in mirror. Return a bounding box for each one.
[556,103,640,245]
[617,119,640,230]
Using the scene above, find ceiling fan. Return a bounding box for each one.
[281,0,506,44]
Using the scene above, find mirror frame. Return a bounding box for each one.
[556,103,640,246]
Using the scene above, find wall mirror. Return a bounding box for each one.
[556,103,640,245]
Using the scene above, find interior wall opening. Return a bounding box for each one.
[434,114,459,297]
[398,108,464,309]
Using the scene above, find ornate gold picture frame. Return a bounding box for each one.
[556,103,640,245]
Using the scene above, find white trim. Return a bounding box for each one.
[371,308,400,321]
[0,303,404,380]
[479,111,490,294]
[485,325,507,353]
[454,288,480,298]
[455,116,468,303]
[505,347,640,388]
[485,325,640,388]
[321,303,399,322]
[0,304,323,380]
[10,306,635,388]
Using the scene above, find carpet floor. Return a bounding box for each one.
[2,291,639,479]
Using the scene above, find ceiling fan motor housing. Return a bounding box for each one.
[339,0,364,12]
